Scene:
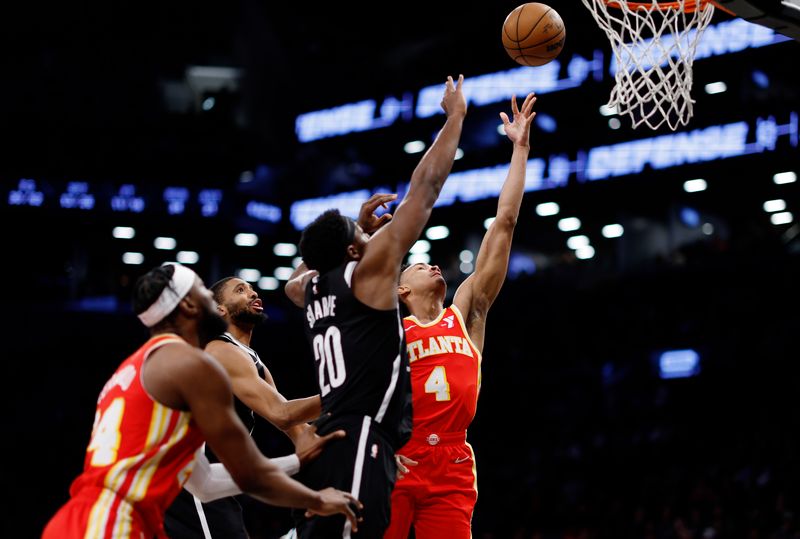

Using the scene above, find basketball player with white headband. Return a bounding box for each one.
[43,263,362,539]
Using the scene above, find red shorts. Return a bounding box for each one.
[384,431,478,539]
[42,488,153,539]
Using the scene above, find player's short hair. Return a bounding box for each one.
[209,277,236,304]
[398,262,412,285]
[133,264,177,318]
[299,209,356,274]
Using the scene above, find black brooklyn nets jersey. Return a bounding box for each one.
[304,260,412,449]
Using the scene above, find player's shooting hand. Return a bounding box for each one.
[305,488,364,532]
[395,453,418,480]
[358,193,397,235]
[294,421,345,468]
[499,92,536,148]
[441,74,467,118]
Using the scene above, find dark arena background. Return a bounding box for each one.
[3,1,800,537]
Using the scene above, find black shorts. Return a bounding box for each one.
[293,415,398,538]
[164,488,248,539]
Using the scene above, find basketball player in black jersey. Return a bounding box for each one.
[284,74,468,538]
[165,277,343,539]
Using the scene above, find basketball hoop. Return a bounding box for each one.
[581,0,716,131]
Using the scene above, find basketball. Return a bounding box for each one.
[502,3,566,67]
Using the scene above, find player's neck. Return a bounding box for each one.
[227,324,253,346]
[408,296,445,325]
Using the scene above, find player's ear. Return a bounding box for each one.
[216,303,227,316]
[397,284,410,301]
[178,293,200,318]
[346,243,362,261]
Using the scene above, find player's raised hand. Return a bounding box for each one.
[500,92,537,148]
[305,488,364,532]
[358,193,397,235]
[440,74,467,118]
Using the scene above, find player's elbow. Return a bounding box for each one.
[272,412,293,432]
[494,211,518,230]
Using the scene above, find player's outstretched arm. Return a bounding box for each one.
[355,75,468,309]
[453,93,536,351]
[147,345,361,529]
[206,340,321,430]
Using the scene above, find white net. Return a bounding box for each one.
[581,0,715,131]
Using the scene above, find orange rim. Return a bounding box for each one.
[603,0,717,13]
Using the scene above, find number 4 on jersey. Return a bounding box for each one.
[88,397,125,467]
[424,366,451,401]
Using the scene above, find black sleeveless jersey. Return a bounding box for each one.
[303,260,412,450]
[206,332,266,463]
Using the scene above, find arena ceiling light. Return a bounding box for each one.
[567,235,590,249]
[122,252,144,265]
[238,268,261,282]
[770,212,793,225]
[599,104,618,116]
[704,81,727,94]
[575,245,595,259]
[407,253,430,265]
[234,233,259,247]
[459,250,474,263]
[154,237,177,250]
[410,240,431,254]
[425,225,450,240]
[484,217,495,230]
[602,224,624,238]
[273,243,298,257]
[112,226,135,239]
[774,171,797,184]
[454,148,464,160]
[763,199,787,213]
[274,267,294,281]
[258,276,280,291]
[558,217,581,232]
[176,251,199,264]
[536,202,560,216]
[683,179,707,193]
[403,140,426,154]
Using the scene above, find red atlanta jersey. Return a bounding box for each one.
[68,333,206,538]
[403,305,482,435]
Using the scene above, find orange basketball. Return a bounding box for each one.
[502,3,566,67]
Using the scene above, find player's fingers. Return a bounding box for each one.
[446,75,454,91]
[499,112,510,126]
[378,213,392,224]
[457,74,464,89]
[511,94,519,116]
[322,429,346,441]
[346,493,364,511]
[523,94,537,115]
[341,503,358,531]
[377,193,398,207]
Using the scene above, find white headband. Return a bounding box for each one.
[137,263,197,327]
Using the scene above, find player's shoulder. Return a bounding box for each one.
[205,339,256,371]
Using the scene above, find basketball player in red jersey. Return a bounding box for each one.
[42,263,361,539]
[384,92,537,539]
